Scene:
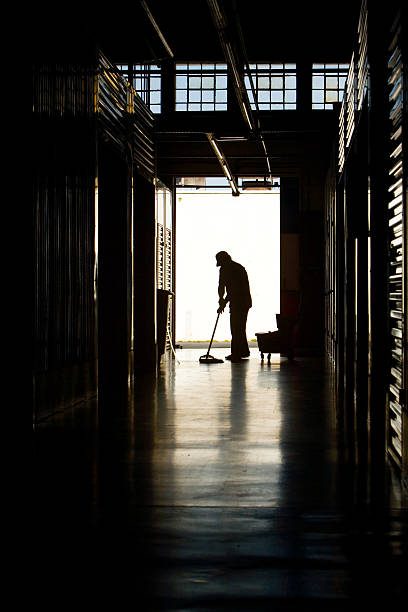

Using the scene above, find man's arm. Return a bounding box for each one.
[218,268,229,312]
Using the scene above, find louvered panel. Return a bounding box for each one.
[157,223,165,290]
[165,228,172,292]
[97,53,128,153]
[338,100,346,174]
[387,16,405,467]
[346,56,355,149]
[165,228,173,351]
[357,0,368,110]
[130,93,155,180]
[33,64,95,117]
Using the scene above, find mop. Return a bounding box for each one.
[199,311,224,364]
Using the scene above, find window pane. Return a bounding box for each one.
[216,103,227,110]
[202,90,214,102]
[271,103,284,110]
[151,77,161,90]
[188,103,200,110]
[326,76,338,89]
[202,63,214,70]
[313,75,324,89]
[326,90,338,102]
[150,91,161,104]
[176,75,187,88]
[257,76,270,89]
[216,75,227,89]
[202,76,214,89]
[258,90,270,102]
[313,90,324,103]
[285,103,296,110]
[271,77,283,89]
[215,90,227,103]
[189,76,201,89]
[176,90,187,102]
[271,90,283,102]
[202,103,214,110]
[189,90,201,102]
[176,103,187,111]
[285,90,296,103]
[285,76,296,89]
[259,103,270,110]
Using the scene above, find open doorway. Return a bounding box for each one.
[175,178,280,346]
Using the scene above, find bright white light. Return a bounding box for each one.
[176,190,280,341]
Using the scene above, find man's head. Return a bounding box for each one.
[216,251,232,266]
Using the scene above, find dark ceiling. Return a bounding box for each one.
[33,0,364,181]
[94,0,361,65]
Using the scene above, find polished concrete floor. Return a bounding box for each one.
[34,349,407,610]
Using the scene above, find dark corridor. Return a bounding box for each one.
[33,1,407,608]
[34,350,407,609]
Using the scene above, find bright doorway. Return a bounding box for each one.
[175,179,280,344]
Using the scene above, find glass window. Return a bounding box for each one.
[116,63,162,114]
[312,63,349,110]
[175,63,228,111]
[245,63,297,110]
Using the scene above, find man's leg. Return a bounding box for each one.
[230,308,249,358]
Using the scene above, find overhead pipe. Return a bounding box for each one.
[207,0,257,133]
[206,0,273,185]
[206,133,240,196]
[140,1,174,58]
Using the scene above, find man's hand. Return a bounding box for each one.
[217,297,227,314]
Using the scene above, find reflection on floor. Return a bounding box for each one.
[34,349,407,609]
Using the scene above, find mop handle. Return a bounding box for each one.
[206,311,221,357]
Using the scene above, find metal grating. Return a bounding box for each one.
[387,15,405,466]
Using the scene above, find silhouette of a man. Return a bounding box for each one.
[216,251,252,362]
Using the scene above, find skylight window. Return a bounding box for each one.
[116,63,162,114]
[133,64,161,114]
[312,63,349,109]
[245,63,297,110]
[175,63,228,111]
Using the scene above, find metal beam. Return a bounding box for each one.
[206,133,240,196]
[206,0,274,185]
[206,0,256,133]
[140,1,174,58]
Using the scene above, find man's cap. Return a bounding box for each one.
[216,251,232,266]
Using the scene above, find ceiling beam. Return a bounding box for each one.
[206,0,274,185]
[140,1,174,58]
[206,0,256,133]
[206,133,240,196]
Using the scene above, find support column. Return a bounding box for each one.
[97,142,131,408]
[133,174,157,372]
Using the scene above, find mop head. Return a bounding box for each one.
[199,354,224,364]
